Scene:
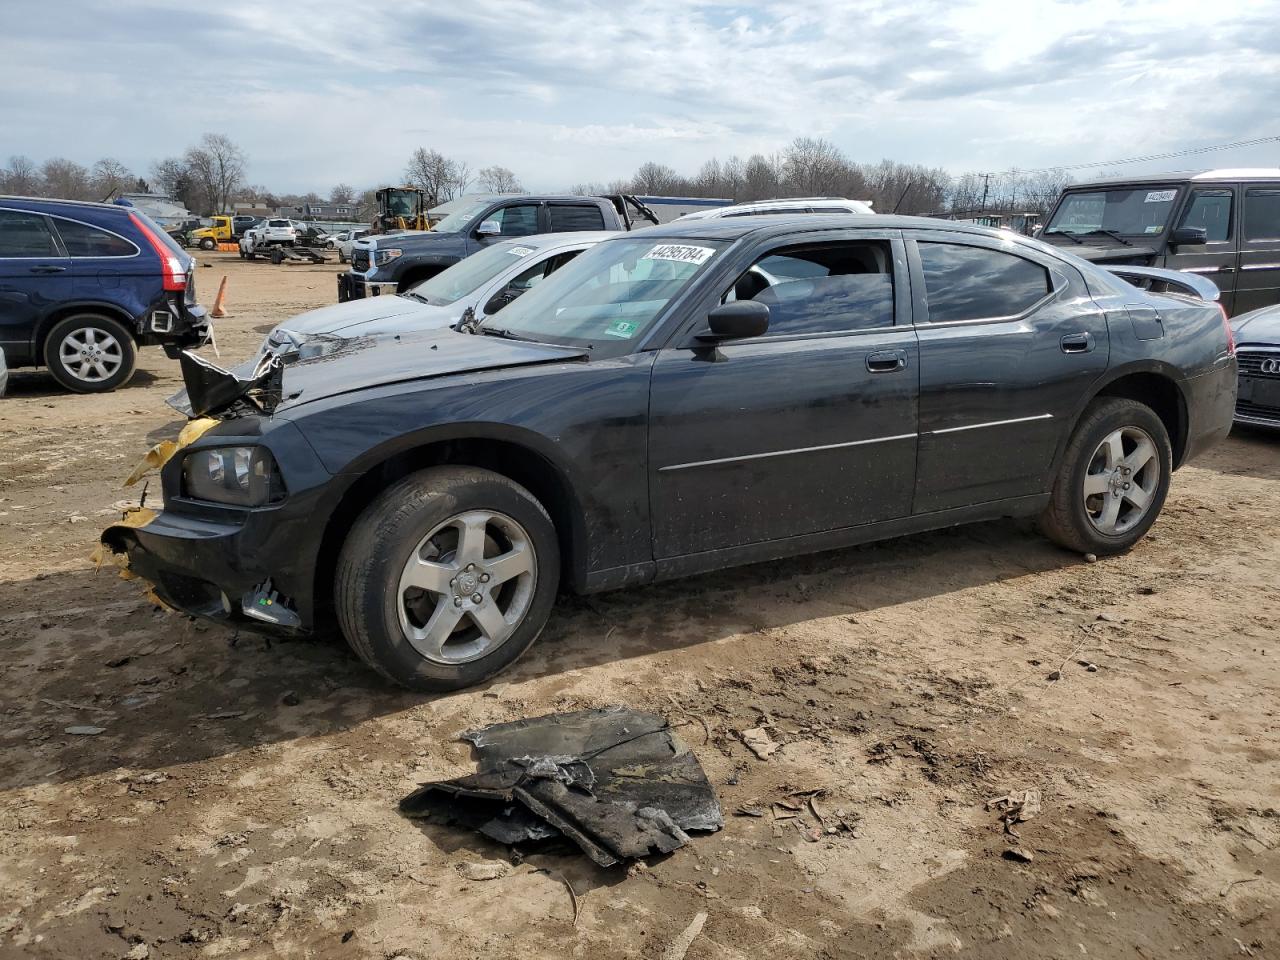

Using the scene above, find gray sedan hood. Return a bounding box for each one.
[1232,303,1280,343]
[273,294,458,337]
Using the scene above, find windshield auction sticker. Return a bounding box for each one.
[1144,190,1176,203]
[642,244,716,265]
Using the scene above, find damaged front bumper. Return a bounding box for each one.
[99,405,337,635]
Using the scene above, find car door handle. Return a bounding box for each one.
[29,265,66,274]
[866,350,907,373]
[1060,332,1094,354]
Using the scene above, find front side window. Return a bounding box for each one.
[53,218,137,257]
[722,241,894,336]
[918,242,1051,323]
[487,204,540,237]
[1178,189,1233,242]
[486,237,728,349]
[1244,188,1280,241]
[1045,187,1180,237]
[0,210,60,257]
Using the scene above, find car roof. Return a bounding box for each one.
[623,212,1012,242]
[1070,168,1280,189]
[0,195,131,216]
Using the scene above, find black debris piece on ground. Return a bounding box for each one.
[400,707,723,867]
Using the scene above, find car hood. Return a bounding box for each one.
[172,329,588,417]
[271,295,454,337]
[1231,303,1280,342]
[1046,242,1158,264]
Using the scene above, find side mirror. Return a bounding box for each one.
[700,300,770,341]
[1170,226,1208,246]
[476,219,501,238]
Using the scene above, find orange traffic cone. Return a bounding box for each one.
[211,276,229,318]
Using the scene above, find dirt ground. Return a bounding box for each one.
[1,251,1277,960]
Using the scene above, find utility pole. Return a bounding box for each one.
[980,173,991,212]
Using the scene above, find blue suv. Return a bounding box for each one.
[0,197,209,392]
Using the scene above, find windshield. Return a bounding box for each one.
[431,201,491,234]
[1045,186,1181,237]
[483,237,728,349]
[405,241,542,305]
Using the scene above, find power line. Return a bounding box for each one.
[953,134,1280,182]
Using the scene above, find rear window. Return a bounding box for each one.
[1244,188,1280,241]
[53,217,137,257]
[549,204,607,231]
[268,219,290,227]
[0,209,59,257]
[918,242,1051,323]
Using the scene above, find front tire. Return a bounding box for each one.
[335,466,560,691]
[1039,398,1172,555]
[199,237,216,250]
[43,314,138,393]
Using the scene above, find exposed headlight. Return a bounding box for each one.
[374,248,403,265]
[182,447,284,506]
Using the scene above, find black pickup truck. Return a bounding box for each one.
[337,194,656,301]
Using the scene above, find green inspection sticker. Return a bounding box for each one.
[605,319,639,338]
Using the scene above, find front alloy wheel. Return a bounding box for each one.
[398,510,537,664]
[336,466,560,691]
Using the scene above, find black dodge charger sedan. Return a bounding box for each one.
[103,215,1238,691]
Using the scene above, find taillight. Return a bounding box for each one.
[129,212,189,292]
[1218,302,1236,356]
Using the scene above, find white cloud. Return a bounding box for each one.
[0,0,1276,192]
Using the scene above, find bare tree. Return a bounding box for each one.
[184,133,246,214]
[41,158,92,200]
[91,158,134,200]
[630,161,685,195]
[405,147,472,204]
[330,183,356,204]
[741,154,784,201]
[1,155,41,196]
[781,137,847,196]
[477,165,523,193]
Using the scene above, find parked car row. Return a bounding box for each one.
[105,211,1239,693]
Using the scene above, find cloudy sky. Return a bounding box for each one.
[2,0,1278,193]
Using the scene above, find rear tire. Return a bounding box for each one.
[1039,398,1172,555]
[270,248,284,264]
[335,466,560,691]
[43,313,137,393]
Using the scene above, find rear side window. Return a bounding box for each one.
[0,210,60,257]
[549,204,606,231]
[1179,189,1233,242]
[918,242,1051,323]
[1244,188,1280,241]
[723,241,894,336]
[52,218,137,257]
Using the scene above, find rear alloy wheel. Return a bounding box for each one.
[1039,398,1172,555]
[43,314,137,393]
[336,466,560,691]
